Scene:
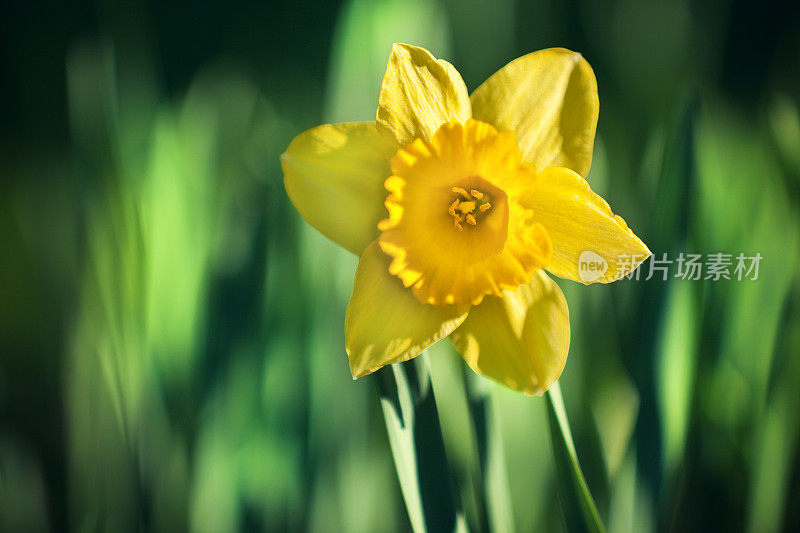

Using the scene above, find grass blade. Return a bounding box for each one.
[375,353,459,533]
[545,382,605,533]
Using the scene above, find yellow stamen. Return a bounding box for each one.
[448,199,459,217]
[451,186,471,200]
[448,186,492,230]
[458,201,476,214]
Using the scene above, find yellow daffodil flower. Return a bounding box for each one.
[281,43,650,395]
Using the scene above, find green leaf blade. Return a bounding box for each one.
[376,354,460,533]
[546,383,605,533]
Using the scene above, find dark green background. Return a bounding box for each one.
[2,0,799,531]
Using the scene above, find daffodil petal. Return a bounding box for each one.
[346,241,470,378]
[281,121,398,255]
[377,43,471,146]
[522,167,651,283]
[450,271,569,396]
[470,48,598,177]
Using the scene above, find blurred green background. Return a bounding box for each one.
[2,0,800,531]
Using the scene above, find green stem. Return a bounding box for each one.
[461,370,493,533]
[545,382,605,533]
[375,353,460,533]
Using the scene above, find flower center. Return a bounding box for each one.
[377,119,552,306]
[448,183,492,230]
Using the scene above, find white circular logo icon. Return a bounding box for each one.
[578,251,608,283]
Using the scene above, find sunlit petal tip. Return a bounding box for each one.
[607,237,652,282]
[347,348,402,380]
[471,48,598,177]
[521,166,649,284]
[377,43,471,146]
